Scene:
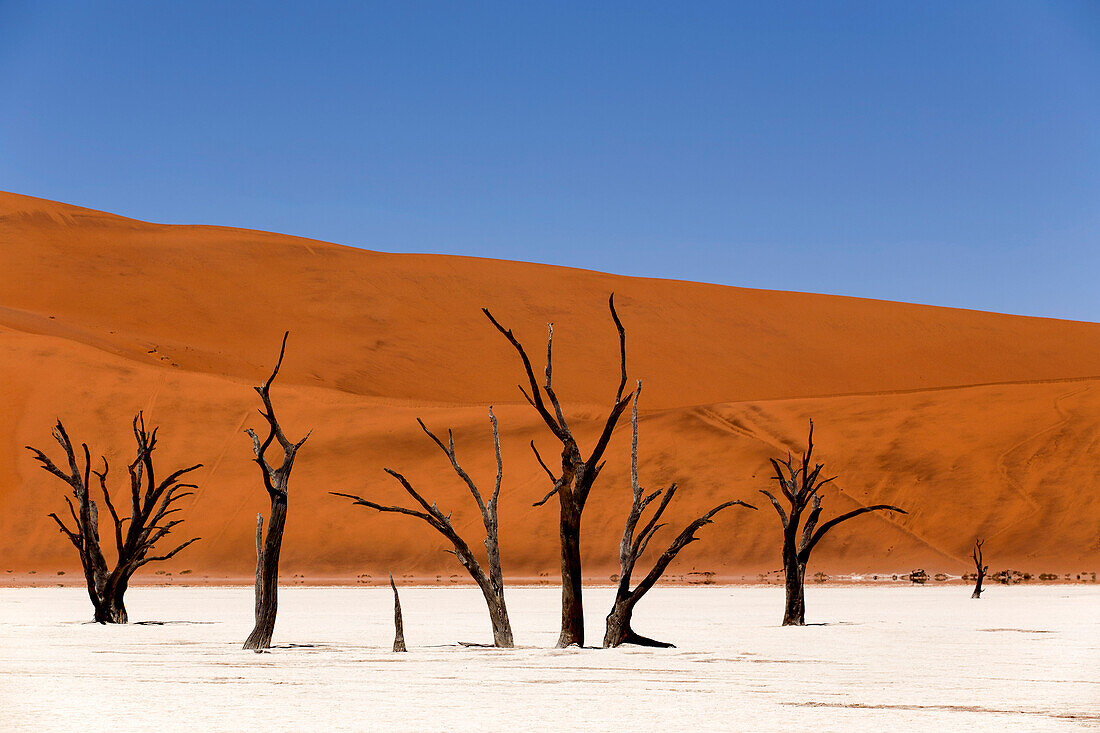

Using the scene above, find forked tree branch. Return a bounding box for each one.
[799,503,907,562]
[482,309,565,441]
[631,499,756,600]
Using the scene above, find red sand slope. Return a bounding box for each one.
[1,192,1098,582]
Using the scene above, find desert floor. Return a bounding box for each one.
[1,585,1096,731]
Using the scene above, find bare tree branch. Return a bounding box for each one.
[542,323,571,435]
[417,418,486,517]
[488,407,503,508]
[482,308,565,441]
[530,441,557,483]
[92,458,127,559]
[631,499,756,601]
[48,512,81,549]
[759,489,789,528]
[533,483,562,507]
[331,490,441,528]
[137,536,201,567]
[800,504,908,562]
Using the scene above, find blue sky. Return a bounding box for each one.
[2,1,1098,320]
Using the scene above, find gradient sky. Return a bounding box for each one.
[2,1,1098,320]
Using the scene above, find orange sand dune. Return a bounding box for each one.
[1,191,1098,583]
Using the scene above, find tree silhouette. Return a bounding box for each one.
[484,294,632,647]
[971,539,988,598]
[243,332,310,650]
[27,414,201,623]
[604,383,755,647]
[761,421,906,625]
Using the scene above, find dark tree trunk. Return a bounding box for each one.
[782,551,806,626]
[449,538,515,647]
[603,597,672,648]
[463,556,513,648]
[558,502,584,647]
[605,612,672,647]
[97,577,129,624]
[603,598,631,648]
[390,574,407,652]
[95,596,128,624]
[482,587,512,648]
[244,496,287,650]
[480,438,514,648]
[85,577,129,624]
[92,597,123,624]
[253,513,264,622]
[470,526,514,648]
[603,494,752,647]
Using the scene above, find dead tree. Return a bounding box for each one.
[333,408,514,647]
[604,383,755,647]
[27,414,201,623]
[484,294,632,647]
[390,574,407,652]
[243,332,311,651]
[762,421,906,626]
[971,539,987,598]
